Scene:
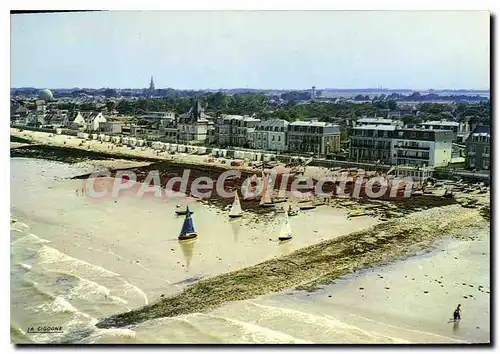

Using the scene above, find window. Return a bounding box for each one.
[398,131,403,137]
[383,131,388,138]
[272,135,275,141]
[278,136,281,142]
[423,132,429,138]
[469,157,476,168]
[483,159,489,170]
[484,145,490,155]
[410,131,416,138]
[470,145,476,154]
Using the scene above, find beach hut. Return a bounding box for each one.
[137,139,144,147]
[91,134,98,140]
[198,147,207,155]
[164,143,170,150]
[55,128,62,135]
[255,153,262,162]
[103,135,110,142]
[129,138,137,147]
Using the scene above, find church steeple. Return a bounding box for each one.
[149,76,155,92]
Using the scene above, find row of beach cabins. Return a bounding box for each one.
[75,131,280,163]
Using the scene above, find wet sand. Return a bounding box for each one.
[96,202,484,329]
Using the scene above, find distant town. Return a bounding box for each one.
[10,78,491,182]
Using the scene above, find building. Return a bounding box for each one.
[350,125,396,165]
[140,111,176,129]
[44,111,69,127]
[25,111,46,127]
[466,125,490,171]
[99,121,123,134]
[71,112,107,131]
[147,76,155,98]
[392,128,453,168]
[287,120,341,156]
[349,125,454,168]
[215,115,240,147]
[215,115,260,147]
[251,118,289,152]
[177,100,212,145]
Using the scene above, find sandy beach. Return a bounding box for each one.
[10,129,491,344]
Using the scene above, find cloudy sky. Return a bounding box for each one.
[10,11,490,90]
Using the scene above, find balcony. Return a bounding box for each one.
[350,143,390,149]
[396,153,429,160]
[395,145,430,151]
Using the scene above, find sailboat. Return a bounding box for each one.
[229,191,243,218]
[178,206,198,240]
[278,210,293,242]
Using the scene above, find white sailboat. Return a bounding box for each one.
[278,210,293,241]
[229,191,243,218]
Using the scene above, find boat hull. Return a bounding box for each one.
[279,236,292,241]
[229,214,243,218]
[178,233,198,241]
[176,211,195,216]
[260,203,275,208]
[299,205,316,210]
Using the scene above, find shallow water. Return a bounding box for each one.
[10,158,490,344]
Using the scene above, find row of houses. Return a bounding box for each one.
[11,100,489,171]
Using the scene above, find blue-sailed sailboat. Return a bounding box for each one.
[178,206,198,240]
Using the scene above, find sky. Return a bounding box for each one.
[10,11,490,90]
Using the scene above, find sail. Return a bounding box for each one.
[229,192,243,217]
[279,211,292,239]
[179,206,195,236]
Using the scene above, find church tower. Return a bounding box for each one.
[148,76,155,98]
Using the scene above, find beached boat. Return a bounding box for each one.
[299,204,316,210]
[229,192,243,218]
[348,210,372,218]
[178,206,198,240]
[175,207,195,216]
[278,211,293,242]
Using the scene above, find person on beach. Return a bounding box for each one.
[453,304,461,321]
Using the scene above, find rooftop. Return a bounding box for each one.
[421,120,459,127]
[289,120,338,127]
[353,124,397,131]
[357,117,399,124]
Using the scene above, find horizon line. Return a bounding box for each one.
[10,87,491,92]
